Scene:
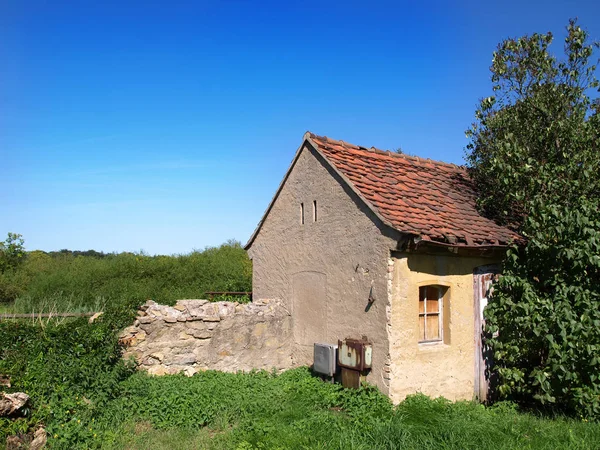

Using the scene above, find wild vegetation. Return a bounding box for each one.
[2,315,599,450]
[466,20,600,418]
[0,235,252,312]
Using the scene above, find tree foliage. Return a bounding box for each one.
[466,20,600,418]
[0,233,25,274]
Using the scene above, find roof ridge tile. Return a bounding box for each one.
[309,133,463,170]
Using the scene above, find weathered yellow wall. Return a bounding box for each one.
[388,252,498,403]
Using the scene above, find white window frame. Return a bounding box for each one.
[419,285,444,343]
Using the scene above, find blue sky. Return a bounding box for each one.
[2,0,599,254]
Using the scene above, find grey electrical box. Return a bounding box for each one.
[313,343,338,377]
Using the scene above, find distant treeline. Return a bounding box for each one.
[0,239,252,313]
[46,249,112,258]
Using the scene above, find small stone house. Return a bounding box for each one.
[245,132,518,403]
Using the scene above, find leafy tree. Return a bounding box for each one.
[0,232,26,273]
[466,20,600,418]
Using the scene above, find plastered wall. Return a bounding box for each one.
[247,144,399,394]
[388,252,498,403]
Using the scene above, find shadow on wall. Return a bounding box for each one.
[405,253,479,276]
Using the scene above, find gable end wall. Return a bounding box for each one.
[247,144,397,393]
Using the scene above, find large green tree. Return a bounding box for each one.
[466,20,600,418]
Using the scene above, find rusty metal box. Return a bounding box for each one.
[337,338,372,371]
[313,343,338,377]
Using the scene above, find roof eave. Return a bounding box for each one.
[405,236,512,258]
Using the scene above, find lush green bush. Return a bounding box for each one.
[0,233,27,302]
[466,20,600,418]
[0,240,252,312]
[0,295,143,446]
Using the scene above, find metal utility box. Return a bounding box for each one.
[313,343,338,377]
[337,338,372,372]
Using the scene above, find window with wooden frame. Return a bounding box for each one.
[418,285,449,343]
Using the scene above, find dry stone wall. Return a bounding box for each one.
[120,299,293,376]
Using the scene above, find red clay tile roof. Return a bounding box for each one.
[307,132,519,247]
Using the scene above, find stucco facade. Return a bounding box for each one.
[388,253,497,403]
[247,143,399,393]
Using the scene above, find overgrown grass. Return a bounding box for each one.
[0,240,252,313]
[82,370,600,449]
[2,305,600,449]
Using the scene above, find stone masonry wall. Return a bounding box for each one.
[120,299,293,376]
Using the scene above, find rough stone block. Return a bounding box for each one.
[183,366,198,377]
[165,338,197,349]
[139,319,165,335]
[203,315,221,322]
[253,322,267,337]
[171,353,196,365]
[187,321,206,330]
[192,330,212,339]
[141,355,159,366]
[147,366,169,376]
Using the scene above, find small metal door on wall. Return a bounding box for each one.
[473,265,499,402]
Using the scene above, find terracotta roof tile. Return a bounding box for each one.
[307,132,519,247]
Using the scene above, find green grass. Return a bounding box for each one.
[89,369,600,450]
[107,423,217,450]
[2,311,599,450]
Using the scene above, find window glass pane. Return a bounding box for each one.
[419,315,425,341]
[419,299,425,313]
[426,314,440,340]
[426,286,439,301]
[426,298,439,313]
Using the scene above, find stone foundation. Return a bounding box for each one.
[120,299,293,376]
